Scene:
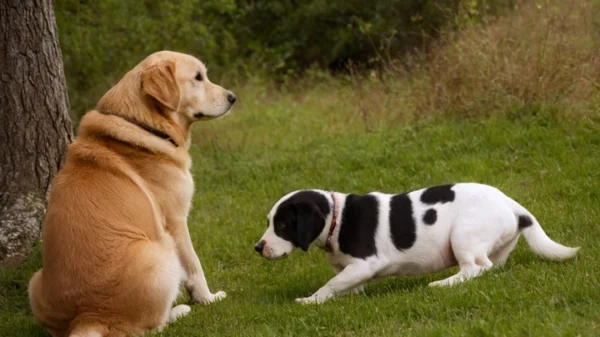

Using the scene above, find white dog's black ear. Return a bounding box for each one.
[294,202,325,252]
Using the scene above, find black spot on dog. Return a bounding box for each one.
[389,193,416,250]
[338,194,379,258]
[272,191,330,251]
[518,215,533,229]
[420,184,456,205]
[423,209,437,225]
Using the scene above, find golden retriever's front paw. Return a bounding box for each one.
[211,290,227,302]
[194,290,227,305]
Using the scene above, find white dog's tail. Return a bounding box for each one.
[521,220,580,260]
[507,198,580,261]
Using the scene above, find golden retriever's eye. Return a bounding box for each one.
[195,72,203,81]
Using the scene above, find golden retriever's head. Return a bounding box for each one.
[90,51,235,151]
[139,51,236,122]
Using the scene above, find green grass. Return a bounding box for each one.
[1,89,599,337]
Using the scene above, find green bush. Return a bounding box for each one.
[54,0,509,120]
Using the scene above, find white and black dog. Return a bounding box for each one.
[255,183,579,304]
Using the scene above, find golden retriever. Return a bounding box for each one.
[28,51,235,337]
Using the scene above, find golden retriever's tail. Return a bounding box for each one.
[69,318,112,337]
[70,331,104,337]
[69,324,112,337]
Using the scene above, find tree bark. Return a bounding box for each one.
[0,0,73,266]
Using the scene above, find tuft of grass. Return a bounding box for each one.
[405,0,600,118]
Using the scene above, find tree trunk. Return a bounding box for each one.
[0,0,73,266]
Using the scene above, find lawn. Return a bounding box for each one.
[1,90,599,336]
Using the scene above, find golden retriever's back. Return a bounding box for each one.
[31,138,161,336]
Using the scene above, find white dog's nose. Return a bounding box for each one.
[254,240,265,254]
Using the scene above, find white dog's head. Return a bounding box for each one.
[255,191,331,260]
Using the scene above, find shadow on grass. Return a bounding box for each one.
[257,269,445,303]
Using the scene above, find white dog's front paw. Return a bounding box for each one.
[428,280,450,287]
[194,290,227,305]
[296,296,319,304]
[296,293,330,304]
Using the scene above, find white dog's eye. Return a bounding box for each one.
[276,222,286,229]
[195,72,203,81]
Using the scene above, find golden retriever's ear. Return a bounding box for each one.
[141,60,180,111]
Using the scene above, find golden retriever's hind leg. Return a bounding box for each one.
[153,304,191,334]
[28,270,44,321]
[29,270,67,337]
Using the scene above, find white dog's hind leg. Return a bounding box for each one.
[489,235,520,267]
[296,261,375,304]
[429,204,517,287]
[429,251,493,287]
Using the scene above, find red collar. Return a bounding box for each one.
[324,193,338,252]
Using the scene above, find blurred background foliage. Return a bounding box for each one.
[54,0,515,120]
[55,0,598,126]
